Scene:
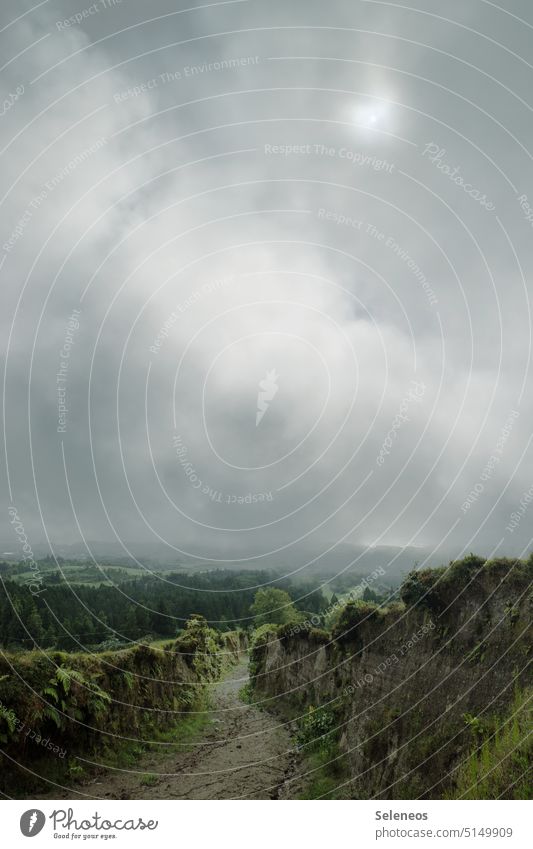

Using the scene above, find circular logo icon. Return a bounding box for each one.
[20,810,46,837]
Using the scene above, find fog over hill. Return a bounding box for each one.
[2,537,452,586]
[2,0,533,578]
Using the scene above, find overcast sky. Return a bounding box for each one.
[1,0,533,568]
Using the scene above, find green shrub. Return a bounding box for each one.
[250,588,300,626]
[297,705,337,752]
[0,618,241,796]
[274,619,328,642]
[296,705,349,800]
[484,557,528,582]
[250,623,278,648]
[308,628,330,645]
[400,568,450,614]
[445,554,486,584]
[331,601,379,643]
[140,773,159,787]
[450,689,532,799]
[174,615,222,679]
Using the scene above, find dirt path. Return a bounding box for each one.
[69,659,302,800]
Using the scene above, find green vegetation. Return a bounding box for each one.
[250,588,300,626]
[0,617,243,797]
[0,569,266,650]
[0,566,328,650]
[401,554,531,615]
[331,600,380,642]
[0,558,145,588]
[249,622,279,647]
[249,553,532,800]
[297,704,337,750]
[238,682,254,704]
[296,705,348,800]
[140,773,159,787]
[2,551,529,800]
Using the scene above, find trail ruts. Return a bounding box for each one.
[49,659,302,800]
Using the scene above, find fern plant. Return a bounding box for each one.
[40,666,111,727]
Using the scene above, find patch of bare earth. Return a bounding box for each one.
[54,659,302,800]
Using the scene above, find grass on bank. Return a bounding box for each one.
[448,688,532,800]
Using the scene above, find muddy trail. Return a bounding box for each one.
[54,659,303,800]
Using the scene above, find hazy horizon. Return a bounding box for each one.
[2,0,533,572]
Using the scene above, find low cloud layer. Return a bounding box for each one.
[1,0,533,570]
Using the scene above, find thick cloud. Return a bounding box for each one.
[1,0,532,571]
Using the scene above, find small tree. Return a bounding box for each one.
[250,588,299,626]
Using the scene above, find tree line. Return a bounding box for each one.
[0,568,328,651]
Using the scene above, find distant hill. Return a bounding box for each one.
[0,539,451,585]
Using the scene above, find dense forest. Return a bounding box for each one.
[0,566,329,650]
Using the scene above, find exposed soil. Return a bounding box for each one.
[53,659,303,800]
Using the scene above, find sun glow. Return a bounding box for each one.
[353,99,391,130]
